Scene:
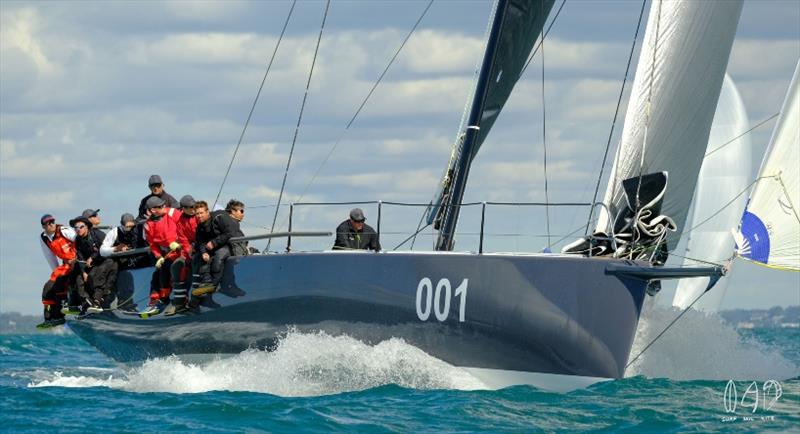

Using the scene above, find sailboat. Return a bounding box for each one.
[67,0,742,392]
[672,75,753,311]
[734,59,800,272]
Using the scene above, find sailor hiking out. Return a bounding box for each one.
[37,214,78,328]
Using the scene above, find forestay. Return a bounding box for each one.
[735,60,800,272]
[595,0,743,250]
[672,75,752,311]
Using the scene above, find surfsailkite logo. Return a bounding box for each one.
[721,380,782,422]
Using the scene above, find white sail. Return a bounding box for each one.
[734,60,800,271]
[672,75,752,311]
[596,0,743,250]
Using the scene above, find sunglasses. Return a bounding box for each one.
[232,208,245,214]
[149,183,163,188]
[74,224,87,230]
[42,221,55,227]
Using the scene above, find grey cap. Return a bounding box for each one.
[349,208,366,222]
[179,194,196,208]
[145,195,166,209]
[120,213,136,225]
[148,174,163,186]
[82,208,100,218]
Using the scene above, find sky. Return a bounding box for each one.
[1,0,798,315]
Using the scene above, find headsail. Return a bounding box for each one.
[734,60,800,271]
[431,0,555,251]
[672,75,752,311]
[594,0,744,252]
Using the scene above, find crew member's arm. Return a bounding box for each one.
[209,214,233,250]
[40,237,59,270]
[99,229,116,257]
[144,224,162,259]
[333,222,350,250]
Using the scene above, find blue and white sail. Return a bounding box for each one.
[672,75,752,311]
[734,60,800,271]
[595,0,744,251]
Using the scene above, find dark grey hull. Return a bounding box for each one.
[68,251,650,384]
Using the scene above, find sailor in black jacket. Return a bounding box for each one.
[69,216,118,308]
[136,174,179,222]
[333,208,381,251]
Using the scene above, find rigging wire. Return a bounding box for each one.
[212,0,297,209]
[267,0,331,251]
[288,0,435,221]
[585,0,648,235]
[519,0,566,79]
[704,112,780,158]
[540,0,551,249]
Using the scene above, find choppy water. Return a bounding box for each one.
[2,306,798,433]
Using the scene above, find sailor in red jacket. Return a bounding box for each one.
[142,196,183,314]
[163,195,198,315]
[38,214,78,327]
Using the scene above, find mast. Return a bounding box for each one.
[435,0,554,251]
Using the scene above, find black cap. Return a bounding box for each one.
[148,174,163,186]
[69,216,92,229]
[179,195,196,208]
[349,208,366,222]
[82,208,100,218]
[40,214,55,225]
[145,196,166,209]
[120,213,136,225]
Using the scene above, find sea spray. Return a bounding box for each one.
[626,300,799,380]
[29,330,486,396]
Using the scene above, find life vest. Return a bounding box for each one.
[41,225,77,263]
[145,208,182,257]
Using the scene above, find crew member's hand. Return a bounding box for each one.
[68,258,76,265]
[202,252,210,263]
[82,272,88,282]
[155,257,165,269]
[86,258,93,267]
[169,241,181,251]
[206,241,214,250]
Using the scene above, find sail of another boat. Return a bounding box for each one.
[734,60,800,272]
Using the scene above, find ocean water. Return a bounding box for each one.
[2,306,798,433]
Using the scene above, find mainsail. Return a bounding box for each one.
[672,75,752,311]
[595,0,744,251]
[431,0,554,251]
[734,60,800,271]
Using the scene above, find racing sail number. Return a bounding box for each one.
[415,278,468,322]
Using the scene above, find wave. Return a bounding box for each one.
[29,330,487,396]
[626,300,799,380]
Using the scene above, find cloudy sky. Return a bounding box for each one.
[1,0,798,315]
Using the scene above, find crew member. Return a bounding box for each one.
[38,214,77,327]
[333,208,381,251]
[142,195,182,314]
[71,215,118,310]
[137,174,179,222]
[163,195,197,315]
[100,212,152,269]
[82,208,105,235]
[192,200,237,297]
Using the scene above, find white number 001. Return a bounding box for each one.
[415,278,468,322]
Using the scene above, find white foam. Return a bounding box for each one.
[29,330,487,396]
[626,299,799,380]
